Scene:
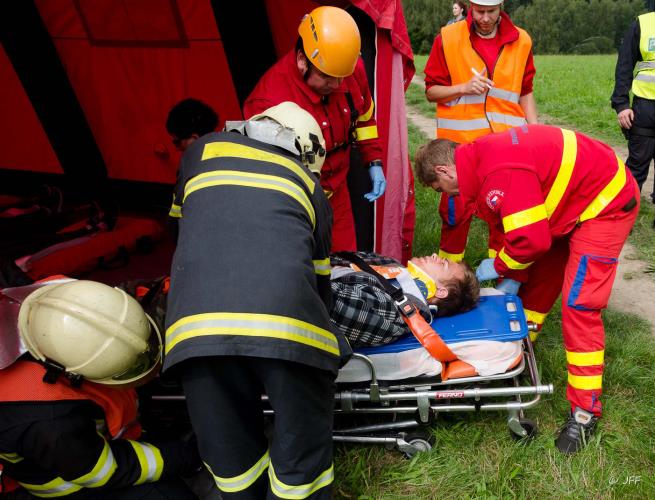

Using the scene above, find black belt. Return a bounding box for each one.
[630,125,655,138]
[622,196,637,212]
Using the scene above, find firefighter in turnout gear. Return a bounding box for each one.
[0,279,201,499]
[424,0,538,263]
[414,124,639,454]
[243,6,385,253]
[165,101,346,498]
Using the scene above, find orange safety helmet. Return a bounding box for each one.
[298,6,361,78]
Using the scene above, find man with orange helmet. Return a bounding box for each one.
[414,125,640,454]
[243,6,385,253]
[0,279,203,499]
[424,0,538,265]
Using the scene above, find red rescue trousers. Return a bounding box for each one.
[519,184,639,416]
[329,181,357,253]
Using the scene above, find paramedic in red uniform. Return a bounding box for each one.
[243,6,385,252]
[424,0,537,263]
[414,124,639,454]
[0,280,201,499]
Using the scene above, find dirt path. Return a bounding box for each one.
[406,80,655,334]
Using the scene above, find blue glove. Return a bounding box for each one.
[364,164,386,202]
[496,278,521,295]
[475,258,499,281]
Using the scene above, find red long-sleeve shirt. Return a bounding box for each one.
[455,125,636,281]
[243,50,383,195]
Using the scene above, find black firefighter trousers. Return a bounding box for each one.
[626,96,655,202]
[180,356,336,500]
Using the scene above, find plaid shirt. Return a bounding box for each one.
[330,253,431,347]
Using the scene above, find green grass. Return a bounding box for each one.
[533,55,623,145]
[330,81,655,498]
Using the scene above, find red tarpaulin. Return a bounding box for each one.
[0,0,415,260]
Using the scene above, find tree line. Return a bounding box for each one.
[403,0,646,55]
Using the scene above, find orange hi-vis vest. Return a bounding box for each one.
[0,360,141,440]
[437,21,532,143]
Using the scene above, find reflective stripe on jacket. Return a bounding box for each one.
[164,132,341,373]
[633,12,655,99]
[437,21,532,143]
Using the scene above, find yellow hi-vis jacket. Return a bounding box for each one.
[437,20,532,144]
[633,12,655,99]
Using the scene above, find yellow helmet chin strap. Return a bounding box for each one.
[406,261,437,300]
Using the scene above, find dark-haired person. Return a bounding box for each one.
[243,6,385,253]
[166,98,218,153]
[446,1,467,25]
[414,124,639,454]
[330,252,479,348]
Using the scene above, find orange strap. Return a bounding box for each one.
[400,304,458,363]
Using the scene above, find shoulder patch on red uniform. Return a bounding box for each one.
[485,189,504,211]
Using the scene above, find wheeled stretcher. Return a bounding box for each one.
[325,290,553,457]
[147,291,553,458]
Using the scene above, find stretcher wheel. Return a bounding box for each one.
[509,418,537,441]
[400,430,435,458]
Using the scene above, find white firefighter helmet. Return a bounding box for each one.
[469,0,504,6]
[251,102,327,174]
[17,280,162,385]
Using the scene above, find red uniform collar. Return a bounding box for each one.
[283,50,347,104]
[465,11,519,45]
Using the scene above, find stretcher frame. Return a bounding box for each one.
[149,335,553,458]
[326,333,553,457]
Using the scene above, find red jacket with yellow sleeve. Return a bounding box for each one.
[455,125,636,281]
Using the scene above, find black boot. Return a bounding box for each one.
[555,407,598,454]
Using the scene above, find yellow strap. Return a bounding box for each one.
[357,100,375,122]
[354,125,378,141]
[168,203,182,218]
[205,451,270,493]
[524,308,547,325]
[72,438,117,488]
[579,157,626,222]
[184,170,315,230]
[0,452,23,463]
[19,478,82,498]
[269,462,334,499]
[566,350,604,367]
[498,247,533,270]
[488,248,498,258]
[438,249,465,262]
[166,312,339,356]
[502,204,547,232]
[201,142,315,193]
[568,373,603,390]
[544,128,577,217]
[128,441,164,485]
[312,258,331,276]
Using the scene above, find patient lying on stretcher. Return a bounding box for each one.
[330,253,524,382]
[330,252,479,347]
